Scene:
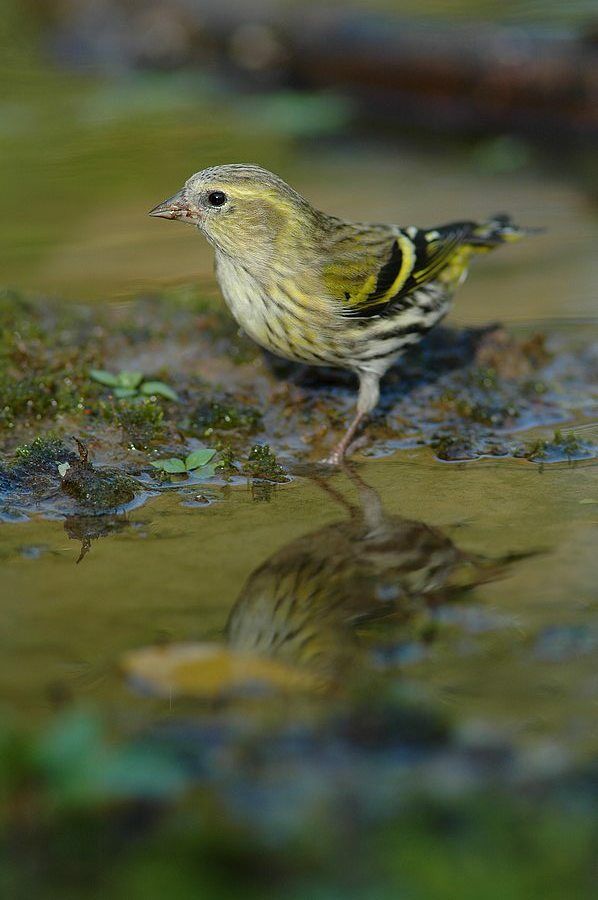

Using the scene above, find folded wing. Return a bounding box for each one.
[327,221,476,319]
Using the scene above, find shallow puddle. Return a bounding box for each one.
[2,443,597,759]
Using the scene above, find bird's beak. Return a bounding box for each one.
[148,190,201,224]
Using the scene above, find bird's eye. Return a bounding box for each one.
[207,191,227,207]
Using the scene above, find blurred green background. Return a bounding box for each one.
[1,0,597,316]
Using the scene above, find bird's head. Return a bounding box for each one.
[149,164,318,268]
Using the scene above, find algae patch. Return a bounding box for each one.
[243,444,289,483]
[1,435,139,520]
[106,397,166,448]
[515,428,597,463]
[188,394,262,438]
[59,438,138,511]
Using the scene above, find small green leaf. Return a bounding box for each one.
[118,371,144,389]
[57,461,71,478]
[140,381,179,401]
[114,386,138,398]
[185,449,217,471]
[89,369,120,387]
[150,458,187,474]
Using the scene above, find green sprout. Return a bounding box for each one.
[89,369,178,401]
[150,449,217,476]
[516,429,593,463]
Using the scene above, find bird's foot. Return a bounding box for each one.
[321,411,368,466]
[321,448,345,467]
[321,434,368,466]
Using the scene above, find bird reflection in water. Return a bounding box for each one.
[226,468,508,687]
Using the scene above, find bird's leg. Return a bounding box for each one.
[324,411,366,466]
[324,371,380,465]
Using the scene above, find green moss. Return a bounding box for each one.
[243,444,289,483]
[429,428,510,462]
[61,462,137,512]
[11,435,76,475]
[516,429,594,463]
[0,372,87,427]
[0,299,102,428]
[13,434,64,464]
[214,445,240,476]
[430,431,479,462]
[2,435,77,502]
[521,440,548,461]
[4,436,138,514]
[189,396,262,438]
[107,398,165,448]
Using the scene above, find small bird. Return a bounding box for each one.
[150,164,533,463]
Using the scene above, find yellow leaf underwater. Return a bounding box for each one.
[122,642,317,698]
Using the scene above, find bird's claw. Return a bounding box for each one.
[321,452,344,466]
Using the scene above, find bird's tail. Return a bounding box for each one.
[469,214,543,248]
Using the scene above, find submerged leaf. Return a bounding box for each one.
[140,381,179,401]
[150,457,187,474]
[185,448,216,471]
